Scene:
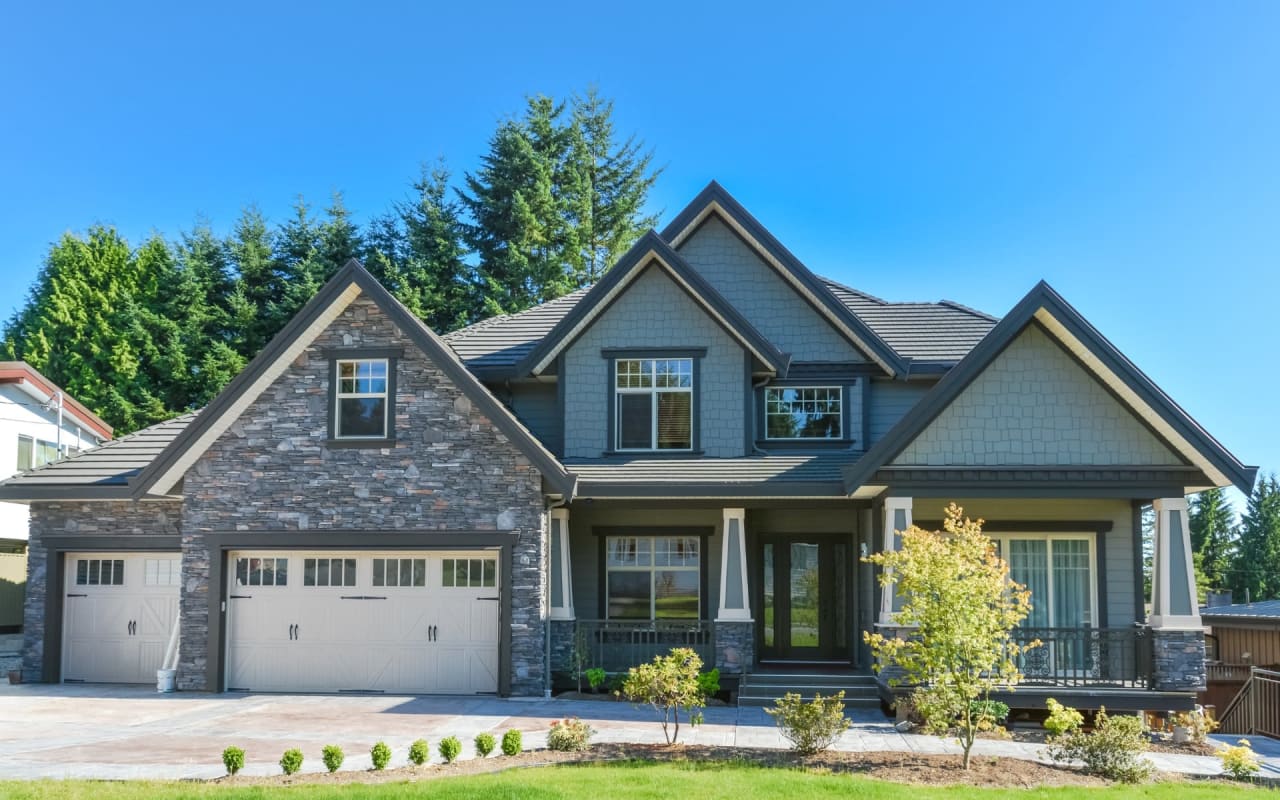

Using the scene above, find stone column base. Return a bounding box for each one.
[549,619,577,676]
[1151,628,1206,692]
[714,621,754,674]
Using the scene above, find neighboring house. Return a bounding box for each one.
[1200,599,1280,717]
[0,183,1255,712]
[0,362,111,632]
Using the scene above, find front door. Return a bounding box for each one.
[758,537,851,662]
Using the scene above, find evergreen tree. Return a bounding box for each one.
[1188,487,1236,592]
[400,163,472,331]
[1231,475,1280,601]
[225,206,280,357]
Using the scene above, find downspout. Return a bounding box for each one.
[544,494,570,699]
[750,375,771,456]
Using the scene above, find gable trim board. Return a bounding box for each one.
[660,182,906,377]
[133,260,577,500]
[843,281,1258,496]
[518,231,790,378]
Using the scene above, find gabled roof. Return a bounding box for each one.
[661,181,908,377]
[820,280,996,365]
[516,231,791,377]
[0,361,113,440]
[443,287,591,377]
[129,260,576,499]
[0,412,194,501]
[843,281,1258,495]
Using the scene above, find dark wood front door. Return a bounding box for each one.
[758,536,851,662]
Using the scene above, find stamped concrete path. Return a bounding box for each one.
[0,682,1276,781]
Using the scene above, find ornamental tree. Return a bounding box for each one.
[864,503,1038,769]
[619,647,706,744]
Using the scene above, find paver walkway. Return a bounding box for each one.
[0,682,1276,781]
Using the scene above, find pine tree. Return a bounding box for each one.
[400,163,472,331]
[226,206,280,357]
[1188,487,1236,592]
[1231,476,1280,601]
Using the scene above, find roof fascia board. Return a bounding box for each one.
[520,231,789,377]
[0,365,114,439]
[660,184,906,377]
[137,260,578,499]
[842,281,1257,495]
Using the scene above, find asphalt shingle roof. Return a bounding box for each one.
[566,451,861,489]
[442,278,997,369]
[1200,599,1280,621]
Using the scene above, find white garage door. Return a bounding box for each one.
[62,552,181,684]
[225,550,501,694]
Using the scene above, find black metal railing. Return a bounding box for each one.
[574,619,715,672]
[1012,627,1151,689]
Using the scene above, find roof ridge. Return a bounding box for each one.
[938,298,999,322]
[443,286,593,342]
[817,275,888,305]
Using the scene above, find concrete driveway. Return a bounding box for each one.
[0,682,1274,781]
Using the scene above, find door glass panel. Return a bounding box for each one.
[762,544,774,649]
[832,542,848,650]
[1008,541,1050,627]
[789,543,820,648]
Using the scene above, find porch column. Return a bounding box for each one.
[716,508,750,621]
[1149,497,1206,692]
[715,508,753,675]
[878,496,913,625]
[549,507,574,620]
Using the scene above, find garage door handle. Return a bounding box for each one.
[477,596,500,601]
[230,594,252,599]
[66,593,87,598]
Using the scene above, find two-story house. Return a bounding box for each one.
[0,184,1254,710]
[0,362,111,632]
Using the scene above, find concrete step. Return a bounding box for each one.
[743,673,877,687]
[738,692,882,708]
[737,669,881,707]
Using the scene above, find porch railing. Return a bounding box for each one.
[574,619,715,673]
[1219,667,1280,738]
[1012,627,1152,689]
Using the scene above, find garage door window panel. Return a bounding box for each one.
[442,557,496,588]
[76,558,125,586]
[373,558,426,588]
[235,557,288,587]
[304,557,357,587]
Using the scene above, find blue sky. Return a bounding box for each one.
[1,2,1276,505]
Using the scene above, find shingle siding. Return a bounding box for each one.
[676,216,867,362]
[893,325,1182,467]
[562,266,746,459]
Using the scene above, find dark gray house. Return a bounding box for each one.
[0,183,1255,709]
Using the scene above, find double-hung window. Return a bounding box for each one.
[615,359,693,451]
[605,535,700,619]
[16,435,59,473]
[334,359,389,439]
[764,386,842,439]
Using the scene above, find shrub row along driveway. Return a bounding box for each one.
[0,683,1273,781]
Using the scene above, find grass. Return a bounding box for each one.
[0,761,1261,800]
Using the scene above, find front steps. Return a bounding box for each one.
[737,668,881,708]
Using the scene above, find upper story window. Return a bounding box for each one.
[615,359,693,451]
[764,387,842,439]
[335,359,389,439]
[16,435,59,473]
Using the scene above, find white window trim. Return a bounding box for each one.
[334,358,389,439]
[763,385,843,441]
[989,532,1099,628]
[614,359,694,452]
[605,535,701,620]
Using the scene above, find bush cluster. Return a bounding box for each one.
[408,738,430,766]
[766,691,850,756]
[279,748,304,776]
[321,744,344,773]
[1046,707,1153,783]
[547,717,595,752]
[474,732,496,757]
[438,736,462,763]
[502,729,523,756]
[1220,739,1261,780]
[370,741,392,771]
[1043,698,1083,739]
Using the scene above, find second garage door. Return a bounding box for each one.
[225,550,500,694]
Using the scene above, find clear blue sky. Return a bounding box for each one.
[1,2,1276,505]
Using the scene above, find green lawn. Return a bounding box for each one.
[0,762,1260,800]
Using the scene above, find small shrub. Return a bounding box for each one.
[547,717,595,751]
[501,729,523,756]
[1046,707,1153,783]
[620,647,706,744]
[321,744,344,773]
[438,736,462,763]
[697,668,721,698]
[766,691,850,756]
[585,667,607,691]
[370,741,391,771]
[970,699,1009,726]
[407,738,429,766]
[1043,698,1084,739]
[1220,738,1261,780]
[474,732,496,757]
[279,748,304,776]
[1172,709,1218,743]
[221,746,245,776]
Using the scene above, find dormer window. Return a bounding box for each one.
[615,358,693,451]
[335,358,389,439]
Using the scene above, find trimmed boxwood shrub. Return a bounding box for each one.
[221,746,245,776]
[474,732,496,757]
[408,738,430,766]
[279,748,303,776]
[439,736,462,763]
[322,744,345,773]
[501,729,522,756]
[370,741,392,770]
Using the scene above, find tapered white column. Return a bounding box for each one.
[716,508,751,621]
[549,507,574,620]
[1151,498,1200,629]
[878,497,913,625]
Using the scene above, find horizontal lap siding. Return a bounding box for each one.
[868,379,935,445]
[508,383,562,455]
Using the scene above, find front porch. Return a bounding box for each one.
[545,495,1207,710]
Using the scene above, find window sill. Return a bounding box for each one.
[602,450,705,459]
[325,437,397,450]
[754,439,857,450]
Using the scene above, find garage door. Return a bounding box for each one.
[62,552,181,683]
[225,550,500,694]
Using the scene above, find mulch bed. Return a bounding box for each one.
[991,726,1217,756]
[209,742,1124,788]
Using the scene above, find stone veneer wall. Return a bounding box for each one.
[178,295,548,694]
[714,620,754,675]
[21,500,182,681]
[1151,629,1207,692]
